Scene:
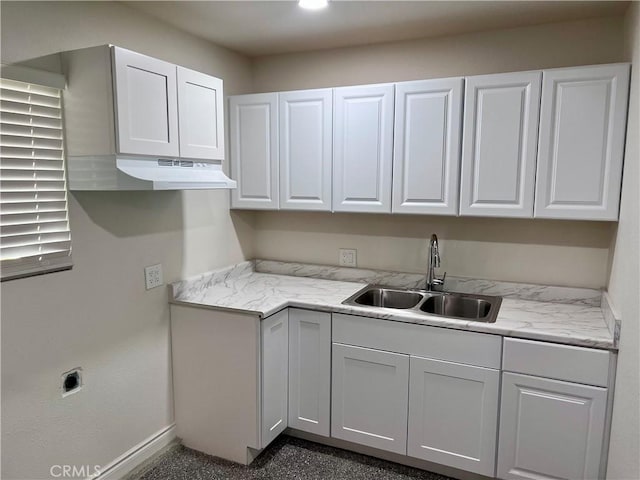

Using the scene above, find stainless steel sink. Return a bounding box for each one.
[343,285,501,323]
[352,287,424,309]
[420,293,493,320]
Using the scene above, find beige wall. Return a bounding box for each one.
[0,2,254,479]
[250,16,625,288]
[606,3,640,479]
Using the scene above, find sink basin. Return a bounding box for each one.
[352,287,424,309]
[420,294,492,320]
[343,285,501,323]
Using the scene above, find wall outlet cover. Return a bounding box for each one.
[144,264,164,290]
[339,248,357,268]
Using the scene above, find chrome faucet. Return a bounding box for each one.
[426,234,446,291]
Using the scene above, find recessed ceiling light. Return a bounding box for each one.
[299,0,328,10]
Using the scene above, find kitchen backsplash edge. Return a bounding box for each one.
[253,259,603,307]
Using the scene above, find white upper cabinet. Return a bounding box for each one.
[333,84,394,213]
[279,89,332,211]
[177,66,224,160]
[534,64,630,220]
[460,71,542,218]
[393,78,463,215]
[112,47,179,157]
[229,93,279,209]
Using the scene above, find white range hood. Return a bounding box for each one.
[67,156,237,191]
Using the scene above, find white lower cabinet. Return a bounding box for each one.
[497,372,607,480]
[331,343,409,454]
[288,309,331,436]
[261,309,289,448]
[407,356,500,476]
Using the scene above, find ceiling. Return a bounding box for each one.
[124,1,629,57]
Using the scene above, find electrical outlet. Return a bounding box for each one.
[144,264,164,290]
[339,248,357,267]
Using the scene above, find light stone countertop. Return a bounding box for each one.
[170,262,615,350]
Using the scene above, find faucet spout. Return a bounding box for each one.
[426,234,446,291]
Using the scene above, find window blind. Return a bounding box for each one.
[0,78,72,280]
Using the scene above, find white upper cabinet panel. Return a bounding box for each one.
[229,93,279,209]
[279,89,332,211]
[177,67,224,160]
[333,84,394,213]
[393,78,463,215]
[460,71,542,218]
[112,47,179,157]
[535,64,630,220]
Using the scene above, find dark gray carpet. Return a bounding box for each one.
[134,435,455,480]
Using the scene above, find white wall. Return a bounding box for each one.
[251,16,624,288]
[606,3,640,479]
[0,2,254,479]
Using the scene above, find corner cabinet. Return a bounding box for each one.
[229,93,279,209]
[392,78,463,215]
[279,89,333,211]
[460,71,542,218]
[333,84,395,213]
[534,64,630,220]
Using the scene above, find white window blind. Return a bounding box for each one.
[0,78,72,280]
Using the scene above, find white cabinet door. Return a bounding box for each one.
[498,372,607,480]
[261,309,288,448]
[535,64,630,220]
[393,78,463,215]
[460,71,541,218]
[288,309,331,436]
[333,84,394,213]
[112,47,179,157]
[229,93,279,209]
[279,89,332,211]
[177,67,224,160]
[407,356,499,477]
[331,343,409,454]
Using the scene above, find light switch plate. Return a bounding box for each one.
[144,264,164,290]
[339,248,357,268]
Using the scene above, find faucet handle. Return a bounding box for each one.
[433,272,447,289]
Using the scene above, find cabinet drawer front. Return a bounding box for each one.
[503,338,610,387]
[332,313,501,369]
[331,343,409,454]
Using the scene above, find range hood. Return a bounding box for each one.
[67,156,237,191]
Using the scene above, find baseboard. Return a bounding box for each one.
[91,424,176,480]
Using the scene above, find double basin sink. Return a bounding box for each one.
[343,285,502,323]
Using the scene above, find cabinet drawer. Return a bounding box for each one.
[502,338,610,387]
[332,313,501,369]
